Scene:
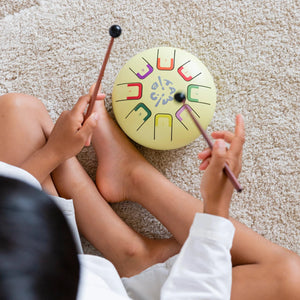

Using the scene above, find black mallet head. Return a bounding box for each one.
[174,92,186,103]
[109,25,122,38]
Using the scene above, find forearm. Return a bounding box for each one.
[203,181,233,219]
[20,143,62,184]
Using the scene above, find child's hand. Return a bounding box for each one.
[20,87,106,184]
[46,89,105,162]
[198,114,245,218]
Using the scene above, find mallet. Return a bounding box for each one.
[84,25,122,121]
[174,92,243,192]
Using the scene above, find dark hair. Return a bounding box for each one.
[0,176,80,300]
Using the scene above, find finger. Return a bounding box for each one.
[89,83,102,97]
[89,83,96,96]
[72,95,90,114]
[209,139,227,171]
[199,158,210,170]
[198,148,211,160]
[79,112,99,142]
[211,131,235,143]
[230,114,245,156]
[234,114,245,138]
[96,93,106,100]
[85,135,92,147]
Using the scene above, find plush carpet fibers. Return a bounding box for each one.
[0,0,299,255]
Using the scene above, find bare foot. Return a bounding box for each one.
[92,100,149,203]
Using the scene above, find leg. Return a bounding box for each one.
[51,157,180,276]
[92,101,300,299]
[231,224,300,299]
[0,93,179,277]
[0,93,58,195]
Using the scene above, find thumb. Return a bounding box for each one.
[80,112,99,142]
[209,139,227,171]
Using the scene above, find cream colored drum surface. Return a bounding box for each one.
[112,47,216,150]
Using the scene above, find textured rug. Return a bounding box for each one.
[0,0,299,255]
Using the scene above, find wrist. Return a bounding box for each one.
[41,140,68,166]
[20,143,64,185]
[203,201,230,219]
[43,142,65,167]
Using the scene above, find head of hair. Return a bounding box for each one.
[0,176,80,300]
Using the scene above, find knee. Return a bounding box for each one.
[0,93,53,137]
[0,93,46,114]
[274,252,300,298]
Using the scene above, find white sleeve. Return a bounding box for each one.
[0,161,41,190]
[161,213,235,300]
[77,255,132,300]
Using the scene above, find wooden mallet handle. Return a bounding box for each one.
[84,25,122,121]
[174,92,243,192]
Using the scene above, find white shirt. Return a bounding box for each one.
[0,162,235,299]
[161,214,234,300]
[76,213,235,300]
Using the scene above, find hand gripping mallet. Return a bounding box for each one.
[174,92,243,192]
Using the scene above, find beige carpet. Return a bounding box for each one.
[0,0,299,256]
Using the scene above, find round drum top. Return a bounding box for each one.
[112,47,216,150]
